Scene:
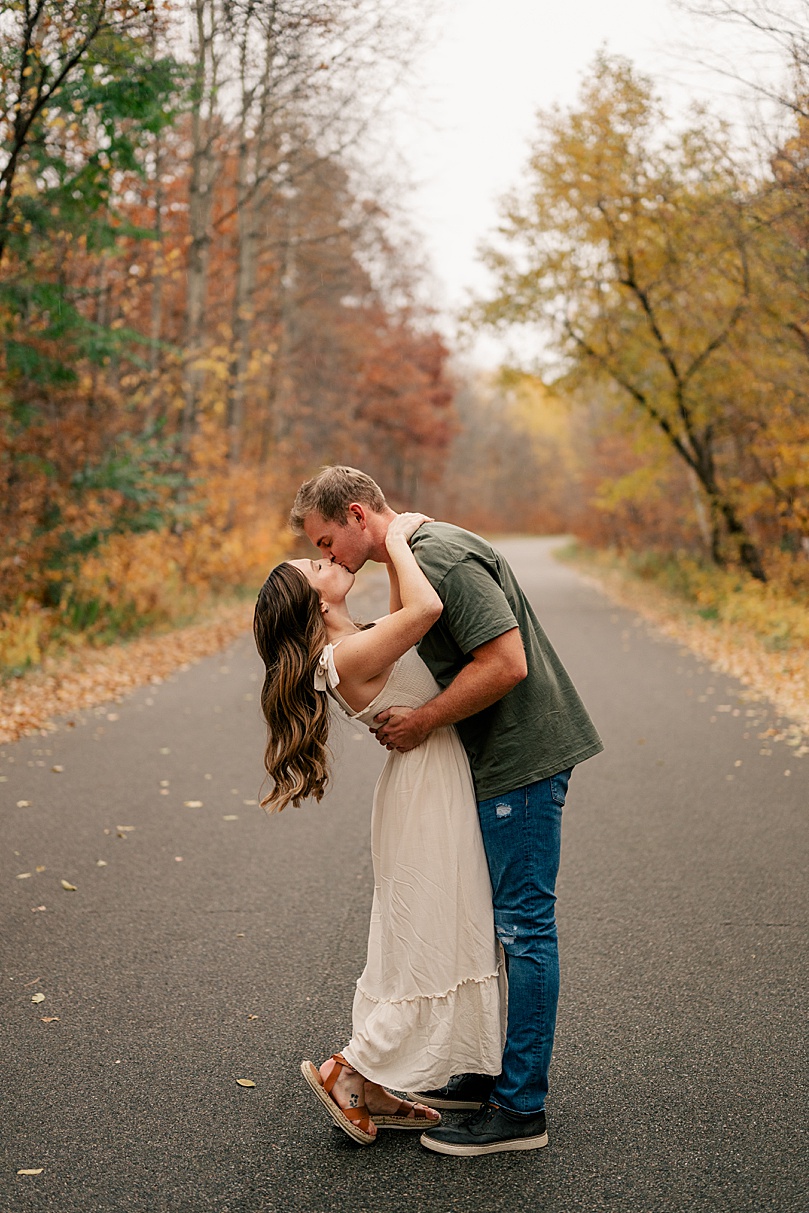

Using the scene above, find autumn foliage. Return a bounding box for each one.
[473,53,809,589]
[2,5,808,681]
[0,0,453,673]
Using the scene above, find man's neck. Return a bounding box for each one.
[366,507,398,564]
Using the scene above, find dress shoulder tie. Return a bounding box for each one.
[314,643,340,692]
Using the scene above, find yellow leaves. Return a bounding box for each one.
[60,880,77,892]
[235,1078,255,1088]
[17,1169,44,1176]
[184,800,203,809]
[31,993,45,1004]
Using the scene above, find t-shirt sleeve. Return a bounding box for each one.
[436,558,519,654]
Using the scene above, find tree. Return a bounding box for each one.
[476,54,792,580]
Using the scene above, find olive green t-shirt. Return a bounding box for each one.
[409,522,603,801]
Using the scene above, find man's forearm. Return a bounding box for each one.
[413,661,521,733]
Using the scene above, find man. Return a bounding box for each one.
[290,466,603,1157]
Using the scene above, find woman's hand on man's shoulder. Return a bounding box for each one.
[386,512,433,546]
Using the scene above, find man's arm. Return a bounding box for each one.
[373,627,527,751]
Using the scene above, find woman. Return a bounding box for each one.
[253,513,504,1144]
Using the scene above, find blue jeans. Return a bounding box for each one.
[477,769,571,1116]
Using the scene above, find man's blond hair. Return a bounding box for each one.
[289,466,387,534]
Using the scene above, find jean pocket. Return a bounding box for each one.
[549,768,572,807]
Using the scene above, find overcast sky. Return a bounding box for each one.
[391,0,781,364]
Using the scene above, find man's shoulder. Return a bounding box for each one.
[410,522,496,575]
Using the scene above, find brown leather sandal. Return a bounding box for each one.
[370,1095,442,1131]
[300,1054,376,1145]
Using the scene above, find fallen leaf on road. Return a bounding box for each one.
[36,865,45,872]
[96,860,107,866]
[60,880,77,891]
[242,799,257,806]
[17,1169,44,1176]
[116,826,135,831]
[236,1078,255,1088]
[41,1016,59,1023]
[222,815,238,821]
[16,872,32,879]
[52,765,64,773]
[31,993,45,1004]
[247,1014,258,1020]
[184,800,203,808]
[32,906,46,912]
[107,713,119,721]
[17,800,30,807]
[160,747,171,754]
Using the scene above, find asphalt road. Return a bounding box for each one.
[1,538,806,1213]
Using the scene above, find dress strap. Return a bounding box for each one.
[314,643,340,693]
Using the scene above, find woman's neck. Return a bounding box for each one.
[324,602,359,642]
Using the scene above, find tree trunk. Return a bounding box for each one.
[181,0,219,454]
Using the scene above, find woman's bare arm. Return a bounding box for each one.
[387,560,403,613]
[334,514,439,689]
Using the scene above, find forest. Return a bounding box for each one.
[1,0,807,676]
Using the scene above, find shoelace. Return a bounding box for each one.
[467,1103,499,1132]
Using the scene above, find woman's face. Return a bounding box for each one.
[287,558,355,607]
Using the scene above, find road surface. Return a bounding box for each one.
[2,538,806,1212]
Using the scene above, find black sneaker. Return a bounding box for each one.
[405,1073,497,1111]
[420,1102,548,1156]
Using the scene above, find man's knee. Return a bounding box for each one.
[494,914,557,957]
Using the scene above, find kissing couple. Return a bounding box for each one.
[253,465,602,1157]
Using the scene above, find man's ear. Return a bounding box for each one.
[347,502,367,529]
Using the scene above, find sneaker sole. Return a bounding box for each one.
[419,1130,548,1156]
[404,1091,484,1111]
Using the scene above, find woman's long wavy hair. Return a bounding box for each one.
[253,562,331,813]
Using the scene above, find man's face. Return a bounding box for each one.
[302,508,373,574]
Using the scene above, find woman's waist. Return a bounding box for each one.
[357,695,431,725]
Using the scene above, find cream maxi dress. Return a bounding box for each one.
[315,642,505,1091]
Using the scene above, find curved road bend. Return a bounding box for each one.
[1,537,806,1213]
